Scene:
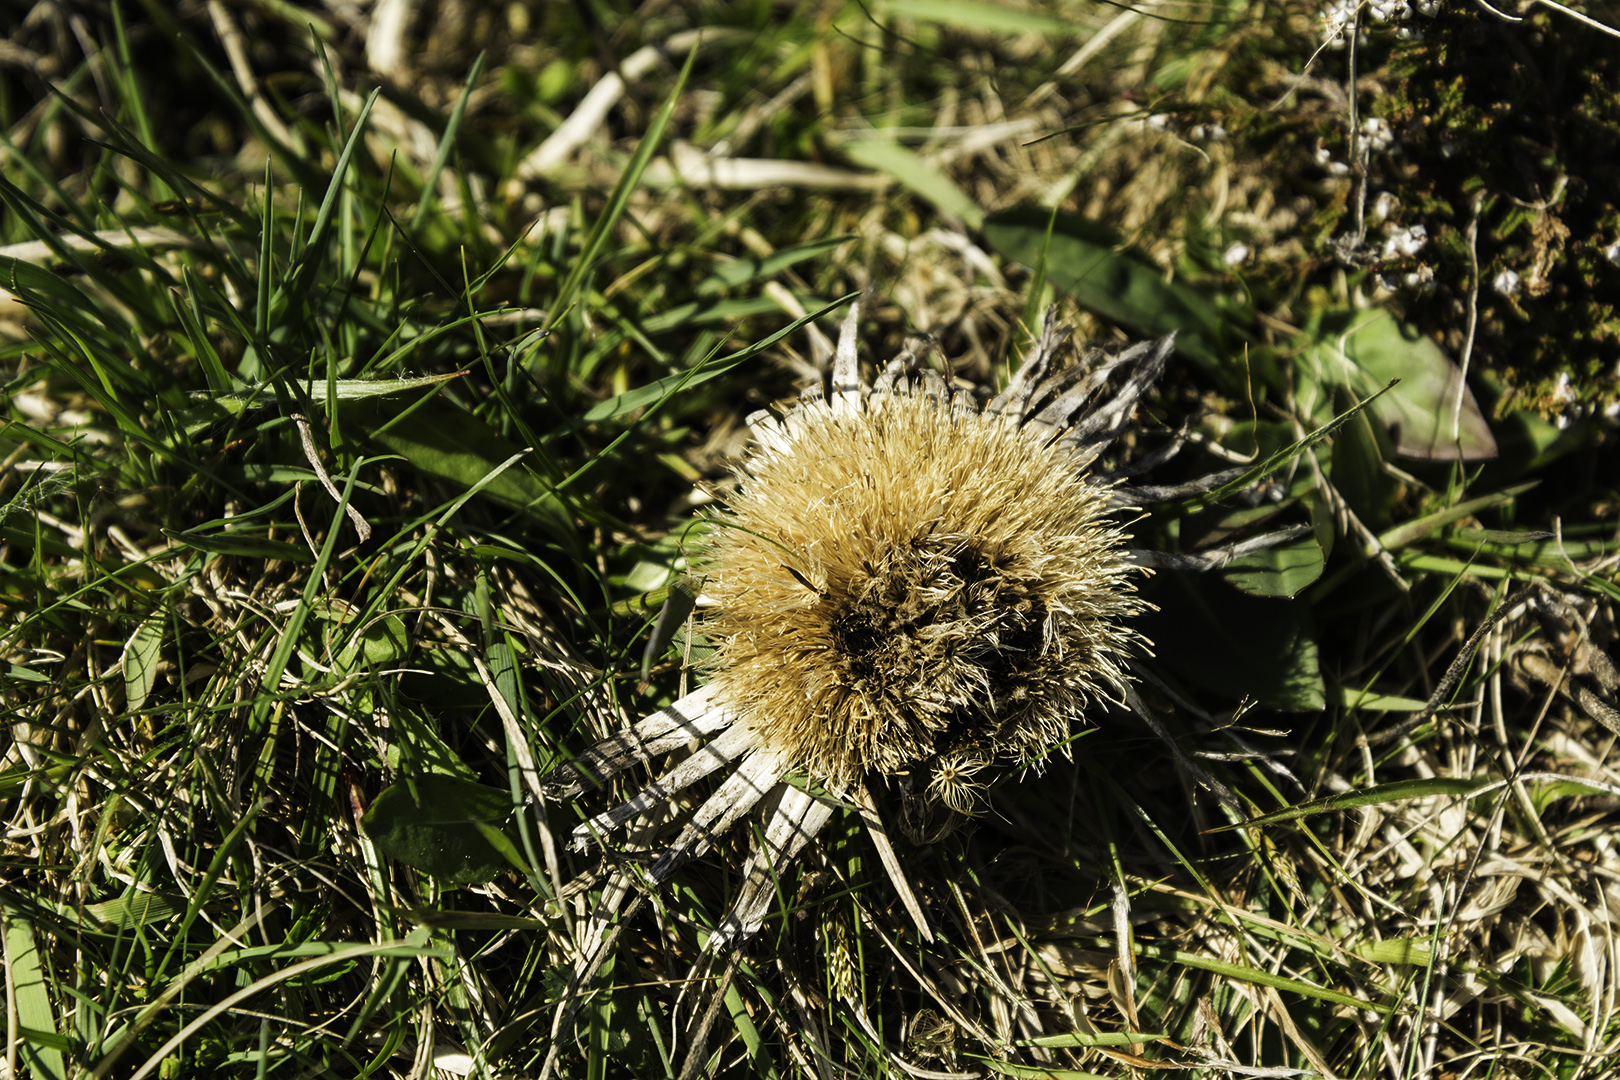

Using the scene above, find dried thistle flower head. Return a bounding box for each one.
[539,303,1277,1077]
[702,369,1145,810]
[548,304,1192,876]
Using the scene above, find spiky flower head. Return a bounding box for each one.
[539,308,1204,1078]
[698,314,1149,811]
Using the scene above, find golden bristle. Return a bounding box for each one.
[700,388,1146,808]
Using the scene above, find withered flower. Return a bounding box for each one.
[542,304,1272,1071]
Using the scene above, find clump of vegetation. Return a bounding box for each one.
[1381,5,1620,415]
[2,2,1617,1079]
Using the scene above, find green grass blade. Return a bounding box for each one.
[414,52,487,226]
[547,48,697,329]
[837,137,984,229]
[1183,377,1400,511]
[245,458,368,738]
[2,906,69,1080]
[278,89,380,320]
[1134,941,1398,1014]
[1217,777,1483,831]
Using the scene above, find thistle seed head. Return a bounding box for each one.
[700,382,1146,808]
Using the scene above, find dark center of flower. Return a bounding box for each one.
[825,534,1048,753]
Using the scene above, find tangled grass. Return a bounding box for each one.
[2,2,1618,1078]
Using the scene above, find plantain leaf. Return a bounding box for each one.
[982,208,1230,375]
[362,774,517,886]
[330,613,410,672]
[1300,309,1496,462]
[1142,572,1324,711]
[1222,533,1325,598]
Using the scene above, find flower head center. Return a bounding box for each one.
[827,535,1047,739]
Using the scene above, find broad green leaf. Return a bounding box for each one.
[122,611,166,713]
[356,399,578,552]
[642,576,699,682]
[330,613,410,671]
[1488,398,1597,473]
[1,905,69,1080]
[1221,532,1325,598]
[389,705,479,779]
[1142,573,1324,711]
[3,664,51,685]
[362,774,517,886]
[1301,309,1497,462]
[837,138,983,228]
[982,208,1231,375]
[472,817,534,878]
[1329,403,1399,524]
